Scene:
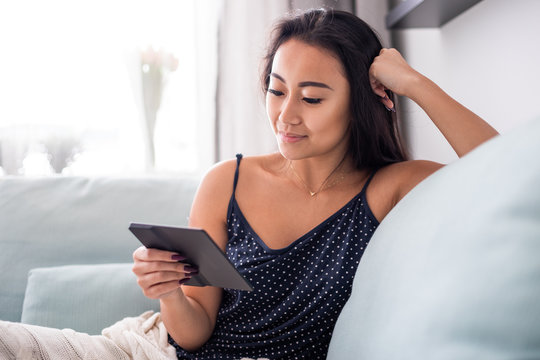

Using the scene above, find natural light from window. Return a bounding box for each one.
[0,0,218,177]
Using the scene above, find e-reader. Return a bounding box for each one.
[129,223,253,291]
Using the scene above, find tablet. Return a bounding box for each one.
[129,223,253,292]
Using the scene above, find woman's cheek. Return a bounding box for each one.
[266,97,280,126]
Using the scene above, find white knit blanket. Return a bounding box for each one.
[0,311,176,360]
[0,311,269,360]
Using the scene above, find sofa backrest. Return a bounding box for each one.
[0,176,199,323]
[327,118,540,359]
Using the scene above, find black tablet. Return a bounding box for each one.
[129,223,253,292]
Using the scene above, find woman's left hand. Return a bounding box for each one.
[369,48,420,109]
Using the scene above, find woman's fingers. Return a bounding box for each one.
[132,246,184,263]
[132,246,200,299]
[135,265,196,299]
[369,50,397,110]
[143,279,189,299]
[369,75,395,110]
[369,77,387,98]
[137,270,189,289]
[132,258,195,275]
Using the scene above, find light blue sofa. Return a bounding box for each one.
[0,176,199,335]
[327,117,540,359]
[1,117,539,359]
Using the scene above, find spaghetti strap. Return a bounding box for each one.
[232,154,243,195]
[360,168,378,194]
[227,154,243,220]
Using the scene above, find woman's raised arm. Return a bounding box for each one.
[369,48,499,157]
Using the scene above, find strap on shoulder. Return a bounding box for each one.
[232,154,243,194]
[360,168,378,194]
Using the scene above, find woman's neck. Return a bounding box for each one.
[286,153,354,196]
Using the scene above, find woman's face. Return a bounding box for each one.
[266,39,351,161]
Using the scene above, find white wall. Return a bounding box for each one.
[391,0,540,163]
[355,0,391,47]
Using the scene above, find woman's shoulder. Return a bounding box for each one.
[198,153,280,195]
[205,153,279,176]
[198,157,237,191]
[378,159,443,181]
[367,160,443,221]
[379,159,443,195]
[237,153,284,169]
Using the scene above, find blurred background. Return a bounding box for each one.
[0,0,538,177]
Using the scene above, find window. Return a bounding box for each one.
[0,0,218,176]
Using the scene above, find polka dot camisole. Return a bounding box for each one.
[170,154,379,359]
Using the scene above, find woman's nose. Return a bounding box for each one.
[279,97,301,125]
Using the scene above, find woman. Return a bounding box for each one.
[132,8,498,359]
[0,8,499,360]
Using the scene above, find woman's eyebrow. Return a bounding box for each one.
[298,81,333,90]
[270,72,333,90]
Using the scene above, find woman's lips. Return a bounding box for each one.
[279,132,307,143]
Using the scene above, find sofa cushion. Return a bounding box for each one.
[327,118,540,359]
[0,176,198,323]
[21,263,159,335]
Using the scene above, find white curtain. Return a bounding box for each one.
[125,0,220,174]
[216,0,289,160]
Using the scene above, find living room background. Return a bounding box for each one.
[0,0,358,178]
[3,0,536,177]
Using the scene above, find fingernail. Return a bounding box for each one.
[184,265,198,272]
[179,278,190,285]
[384,105,396,113]
[171,254,186,261]
[187,270,199,275]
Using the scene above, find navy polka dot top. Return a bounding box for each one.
[170,154,379,359]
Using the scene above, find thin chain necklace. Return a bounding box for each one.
[289,156,347,197]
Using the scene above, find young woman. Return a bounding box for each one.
[0,7,499,360]
[134,7,499,359]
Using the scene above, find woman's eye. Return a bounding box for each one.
[303,97,322,104]
[268,89,284,96]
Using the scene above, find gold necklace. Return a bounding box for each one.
[289,156,347,197]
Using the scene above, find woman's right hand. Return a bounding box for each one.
[132,246,198,300]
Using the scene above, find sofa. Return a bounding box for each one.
[0,175,199,335]
[1,117,539,359]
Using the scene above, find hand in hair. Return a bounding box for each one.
[369,48,420,109]
[370,48,499,157]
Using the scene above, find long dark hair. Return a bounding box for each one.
[261,8,408,169]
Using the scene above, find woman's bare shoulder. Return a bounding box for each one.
[382,159,443,198]
[190,154,281,225]
[194,158,236,199]
[188,158,239,234]
[367,160,444,221]
[238,153,284,170]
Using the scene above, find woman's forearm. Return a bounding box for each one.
[370,48,499,157]
[406,73,499,158]
[160,290,214,352]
